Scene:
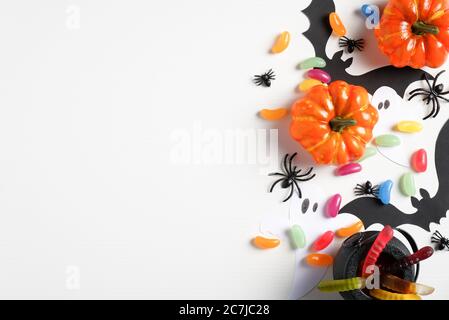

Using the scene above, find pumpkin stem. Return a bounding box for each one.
[412,21,439,35]
[330,117,357,133]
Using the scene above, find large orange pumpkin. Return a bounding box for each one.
[375,0,449,68]
[290,81,379,165]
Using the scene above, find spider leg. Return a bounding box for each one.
[438,96,449,103]
[296,173,316,182]
[269,178,285,193]
[268,172,286,177]
[408,92,429,101]
[433,70,445,91]
[293,180,302,199]
[435,231,443,238]
[433,99,441,118]
[296,167,314,178]
[288,153,297,174]
[424,73,432,90]
[283,185,295,202]
[409,88,428,95]
[423,101,435,120]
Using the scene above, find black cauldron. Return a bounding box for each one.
[333,231,416,300]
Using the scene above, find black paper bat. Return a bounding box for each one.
[302,0,448,231]
[340,118,449,231]
[302,0,433,95]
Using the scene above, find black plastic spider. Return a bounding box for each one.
[254,69,276,87]
[338,37,364,53]
[354,181,379,197]
[269,153,316,202]
[408,70,449,120]
[431,230,449,251]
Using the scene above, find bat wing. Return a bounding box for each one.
[302,0,335,60]
[339,197,417,230]
[339,193,445,232]
[355,66,434,97]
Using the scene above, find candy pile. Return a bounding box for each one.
[304,221,364,267]
[318,225,435,300]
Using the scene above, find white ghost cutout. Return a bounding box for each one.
[259,180,360,299]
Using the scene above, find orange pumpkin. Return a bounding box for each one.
[375,0,449,68]
[290,81,379,165]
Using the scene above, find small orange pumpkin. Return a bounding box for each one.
[375,0,449,68]
[290,81,379,165]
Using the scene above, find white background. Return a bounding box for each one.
[0,0,448,299]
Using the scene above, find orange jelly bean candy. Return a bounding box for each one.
[271,31,291,54]
[329,13,346,37]
[306,253,334,267]
[336,221,364,238]
[253,236,280,249]
[259,108,289,121]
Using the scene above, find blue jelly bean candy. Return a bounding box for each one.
[378,180,393,205]
[361,4,374,17]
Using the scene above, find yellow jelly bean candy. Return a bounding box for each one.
[395,121,423,133]
[253,236,280,249]
[299,79,323,92]
[271,31,290,54]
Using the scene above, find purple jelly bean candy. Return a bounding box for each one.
[307,69,331,84]
[336,163,362,176]
[326,194,342,218]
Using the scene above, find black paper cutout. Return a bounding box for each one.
[302,0,433,95]
[301,0,448,231]
[340,118,449,231]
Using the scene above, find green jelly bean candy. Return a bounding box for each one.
[290,225,306,249]
[375,134,401,147]
[400,173,416,196]
[299,57,326,70]
[357,146,377,162]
